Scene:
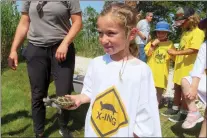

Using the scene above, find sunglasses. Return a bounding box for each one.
[36,1,47,13]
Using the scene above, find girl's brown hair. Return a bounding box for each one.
[99,2,139,57]
[186,13,200,30]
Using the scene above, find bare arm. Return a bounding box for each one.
[168,48,198,56]
[186,77,200,100]
[55,12,83,62]
[191,77,200,90]
[175,48,198,55]
[8,12,30,70]
[10,12,30,52]
[64,93,90,110]
[61,12,83,47]
[80,93,91,104]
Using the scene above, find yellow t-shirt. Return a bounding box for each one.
[144,40,174,89]
[173,27,205,85]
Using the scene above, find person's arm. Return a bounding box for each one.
[8,13,30,70]
[64,60,94,110]
[168,48,198,56]
[186,77,200,100]
[133,66,162,137]
[55,12,82,62]
[10,13,30,52]
[61,12,83,47]
[191,77,200,90]
[136,21,147,40]
[176,48,197,55]
[137,30,147,40]
[187,43,206,100]
[144,39,160,56]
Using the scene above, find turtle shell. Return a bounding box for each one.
[53,96,74,107]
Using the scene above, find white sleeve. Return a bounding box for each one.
[81,60,94,99]
[190,42,206,78]
[133,66,162,137]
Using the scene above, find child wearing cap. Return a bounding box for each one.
[162,7,205,123]
[181,17,207,137]
[144,21,175,107]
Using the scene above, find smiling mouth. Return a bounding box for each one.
[104,46,113,49]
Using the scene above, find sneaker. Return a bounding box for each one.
[182,112,204,129]
[168,111,187,123]
[161,108,179,116]
[59,127,74,138]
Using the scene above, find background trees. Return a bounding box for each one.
[1,1,207,68]
[1,1,20,68]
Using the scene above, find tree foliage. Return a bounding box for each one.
[136,1,207,42]
[1,1,20,68]
[74,6,104,57]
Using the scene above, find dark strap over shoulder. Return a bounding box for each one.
[61,1,69,8]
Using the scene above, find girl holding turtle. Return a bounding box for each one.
[64,3,161,137]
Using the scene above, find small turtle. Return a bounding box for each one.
[43,96,74,114]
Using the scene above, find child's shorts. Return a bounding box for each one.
[183,74,206,105]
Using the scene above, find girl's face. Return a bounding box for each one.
[181,19,189,29]
[175,19,189,29]
[97,15,135,60]
[156,31,168,41]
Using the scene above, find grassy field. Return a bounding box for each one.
[1,62,203,137]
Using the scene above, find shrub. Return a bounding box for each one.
[1,1,21,68]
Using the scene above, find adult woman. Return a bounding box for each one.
[8,1,82,137]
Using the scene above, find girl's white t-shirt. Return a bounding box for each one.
[81,54,162,137]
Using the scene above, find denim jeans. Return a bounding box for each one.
[138,44,147,62]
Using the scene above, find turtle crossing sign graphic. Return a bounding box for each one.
[90,86,129,137]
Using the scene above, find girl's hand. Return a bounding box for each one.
[55,43,68,62]
[63,94,82,110]
[185,87,197,100]
[151,39,160,47]
[167,49,177,56]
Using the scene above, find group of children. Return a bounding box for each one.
[62,3,206,137]
[144,7,206,137]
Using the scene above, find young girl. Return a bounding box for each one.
[65,3,161,137]
[162,7,205,123]
[181,18,206,136]
[144,21,174,106]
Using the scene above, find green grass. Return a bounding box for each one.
[1,62,203,137]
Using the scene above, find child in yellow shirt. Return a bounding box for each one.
[161,7,205,123]
[144,21,174,106]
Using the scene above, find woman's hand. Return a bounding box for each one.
[8,51,18,70]
[55,43,68,62]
